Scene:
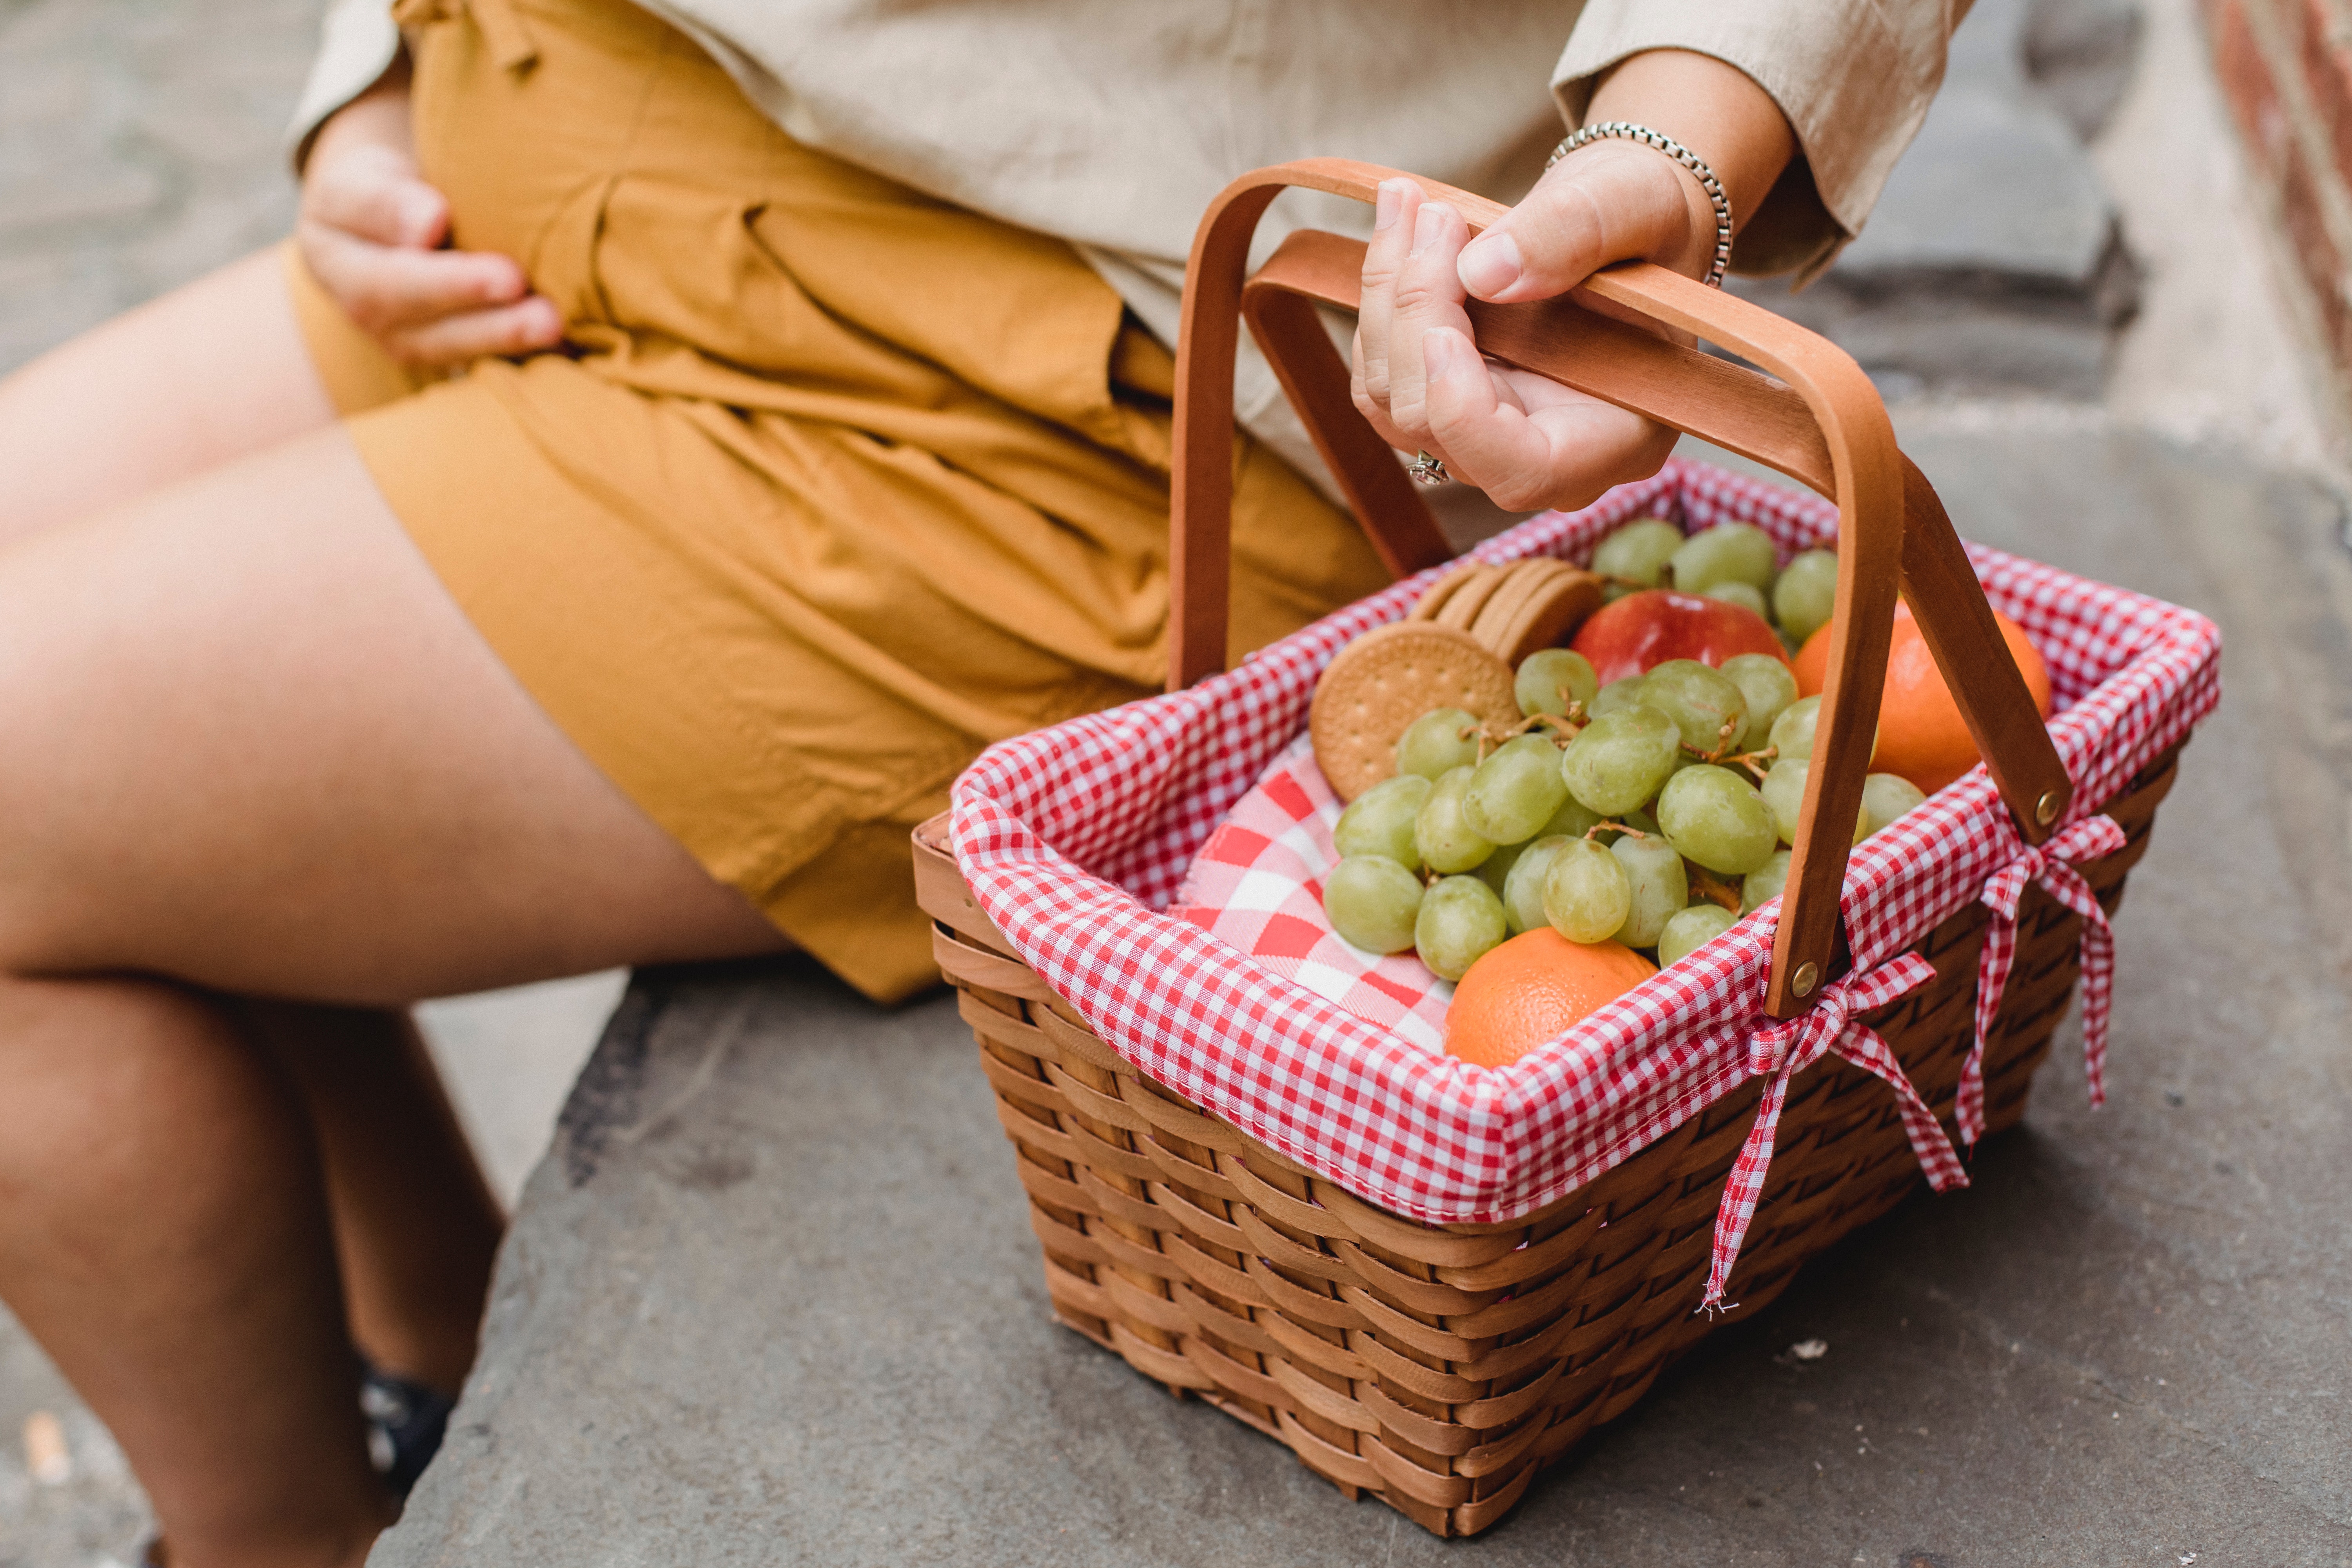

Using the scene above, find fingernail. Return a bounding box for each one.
[1410,202,1446,256]
[1375,179,1404,232]
[1459,231,1521,297]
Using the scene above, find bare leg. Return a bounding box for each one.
[0,430,784,1568]
[0,974,393,1566]
[2,243,510,1408]
[249,1003,505,1394]
[0,248,339,542]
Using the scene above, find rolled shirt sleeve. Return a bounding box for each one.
[286,0,404,168]
[1554,0,1971,280]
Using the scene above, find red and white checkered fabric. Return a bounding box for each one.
[1702,953,1960,1310]
[949,459,2221,1263]
[1956,812,2130,1143]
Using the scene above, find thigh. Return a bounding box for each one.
[0,247,339,546]
[0,426,783,1003]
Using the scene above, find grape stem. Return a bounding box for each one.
[1508,712,1584,744]
[1686,868,1743,913]
[1584,821,1646,841]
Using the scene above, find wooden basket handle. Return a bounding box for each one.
[1171,159,2070,1017]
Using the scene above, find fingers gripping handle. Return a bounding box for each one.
[1172,159,2058,1018]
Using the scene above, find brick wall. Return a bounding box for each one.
[2206,0,2352,376]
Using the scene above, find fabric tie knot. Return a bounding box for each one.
[1956,813,2127,1145]
[391,0,539,71]
[1702,953,1964,1311]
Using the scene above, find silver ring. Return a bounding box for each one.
[1408,450,1452,486]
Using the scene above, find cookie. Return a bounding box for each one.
[1485,566,1606,666]
[1408,565,1467,622]
[1410,562,1493,623]
[1464,560,1569,657]
[1434,564,1512,632]
[1309,622,1519,802]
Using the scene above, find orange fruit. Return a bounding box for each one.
[1791,601,2052,795]
[1444,929,1657,1068]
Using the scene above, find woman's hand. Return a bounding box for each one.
[1351,50,1796,514]
[296,64,563,368]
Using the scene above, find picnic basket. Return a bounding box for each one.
[909,162,2218,1537]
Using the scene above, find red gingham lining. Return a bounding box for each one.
[948,458,2221,1228]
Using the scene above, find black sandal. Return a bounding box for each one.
[361,1364,457,1498]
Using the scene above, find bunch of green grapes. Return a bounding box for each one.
[1323,519,1940,983]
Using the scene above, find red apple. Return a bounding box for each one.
[1569,590,1789,684]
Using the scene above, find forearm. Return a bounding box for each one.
[1584,50,1797,240]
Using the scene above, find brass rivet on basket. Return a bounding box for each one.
[1791,961,1819,998]
[2035,789,2062,826]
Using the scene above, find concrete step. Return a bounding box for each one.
[1729,0,2144,398]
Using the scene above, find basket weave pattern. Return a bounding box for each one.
[920,753,2177,1537]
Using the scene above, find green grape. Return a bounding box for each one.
[1704,581,1771,621]
[1657,764,1777,875]
[1657,902,1739,968]
[1322,855,1424,953]
[1543,838,1634,944]
[1464,734,1571,845]
[1761,756,1807,845]
[1772,549,1839,645]
[1334,774,1430,869]
[1741,848,1792,913]
[1515,648,1599,718]
[1475,835,1529,896]
[1396,708,1482,780]
[1719,653,1797,750]
[1501,835,1572,934]
[1669,521,1777,593]
[1610,832,1688,947]
[1591,517,1685,586]
[1415,875,1508,981]
[1560,704,1682,815]
[1586,675,1652,719]
[1769,695,1821,761]
[1862,771,1929,836]
[1759,757,1868,846]
[1535,793,1604,841]
[1642,659,1750,755]
[1414,766,1495,875]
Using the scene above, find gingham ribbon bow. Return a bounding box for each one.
[1702,954,1965,1310]
[1955,814,2128,1146]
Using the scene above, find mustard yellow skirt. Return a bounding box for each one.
[286,0,1386,1002]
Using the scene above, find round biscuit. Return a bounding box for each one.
[1466,560,1570,659]
[1309,622,1519,802]
[1409,563,1485,622]
[1434,564,1511,632]
[1491,568,1606,665]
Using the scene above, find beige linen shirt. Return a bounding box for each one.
[290,0,1968,479]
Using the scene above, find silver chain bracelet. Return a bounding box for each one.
[1544,120,1733,289]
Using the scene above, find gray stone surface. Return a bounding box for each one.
[1732,0,2143,398]
[376,426,2352,1564]
[0,0,314,376]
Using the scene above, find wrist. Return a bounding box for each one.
[1583,49,1797,252]
[307,51,413,174]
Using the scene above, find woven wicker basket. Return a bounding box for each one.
[911,161,2207,1536]
[914,748,2172,1536]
